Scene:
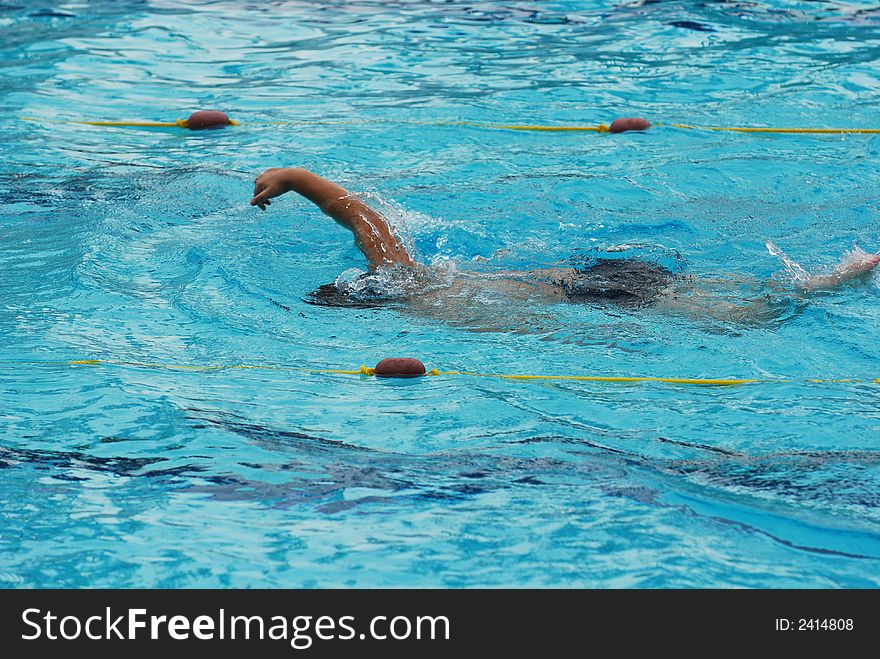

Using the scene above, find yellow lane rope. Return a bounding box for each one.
[665,123,880,135]
[3,359,878,387]
[216,119,610,130]
[239,119,612,132]
[20,116,603,132]
[440,370,756,385]
[21,116,880,134]
[19,117,239,129]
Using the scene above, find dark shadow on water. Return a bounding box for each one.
[3,412,879,558]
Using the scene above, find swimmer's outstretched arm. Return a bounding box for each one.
[250,167,415,268]
[659,248,880,324]
[711,248,879,294]
[796,250,880,291]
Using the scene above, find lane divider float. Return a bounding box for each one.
[2,358,877,387]
[20,112,880,135]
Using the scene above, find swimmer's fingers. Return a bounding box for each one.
[251,168,297,209]
[252,179,265,206]
[251,185,279,209]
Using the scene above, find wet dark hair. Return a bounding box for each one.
[305,283,388,308]
[562,258,675,309]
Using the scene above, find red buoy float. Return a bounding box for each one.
[609,117,651,133]
[186,110,233,130]
[374,357,427,378]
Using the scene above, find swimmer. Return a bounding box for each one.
[250,167,880,324]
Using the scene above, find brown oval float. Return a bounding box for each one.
[186,110,233,130]
[609,117,651,133]
[374,357,427,378]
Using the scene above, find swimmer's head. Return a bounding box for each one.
[306,283,387,308]
[306,269,415,308]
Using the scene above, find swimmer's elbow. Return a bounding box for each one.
[358,234,416,269]
[795,277,826,292]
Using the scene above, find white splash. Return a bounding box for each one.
[765,240,811,285]
[766,240,880,290]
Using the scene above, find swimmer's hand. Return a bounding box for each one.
[800,248,880,291]
[249,166,416,267]
[251,167,297,210]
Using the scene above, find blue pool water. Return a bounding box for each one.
[1,0,879,588]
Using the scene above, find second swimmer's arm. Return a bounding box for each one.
[250,167,415,268]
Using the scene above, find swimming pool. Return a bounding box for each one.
[1,0,879,588]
